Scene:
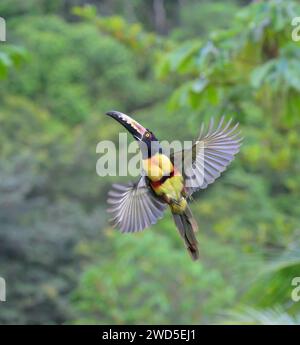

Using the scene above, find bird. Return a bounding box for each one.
[106,110,242,260]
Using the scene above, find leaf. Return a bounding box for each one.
[250,60,277,88]
[192,77,208,93]
[0,52,12,78]
[168,82,193,110]
[168,41,201,73]
[284,60,300,91]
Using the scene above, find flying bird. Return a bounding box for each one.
[106,111,242,260]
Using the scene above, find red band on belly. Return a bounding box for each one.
[151,170,175,188]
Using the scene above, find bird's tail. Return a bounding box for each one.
[172,204,199,261]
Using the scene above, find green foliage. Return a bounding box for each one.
[73,5,163,54]
[1,0,299,325]
[157,0,300,323]
[0,46,27,78]
[155,1,300,257]
[2,15,166,125]
[0,95,104,323]
[158,1,299,243]
[241,244,300,314]
[171,0,239,40]
[159,0,300,123]
[0,3,169,324]
[72,225,239,324]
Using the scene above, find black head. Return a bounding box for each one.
[106,110,160,157]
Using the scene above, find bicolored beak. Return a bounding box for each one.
[106,110,147,141]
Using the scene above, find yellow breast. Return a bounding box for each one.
[142,153,174,181]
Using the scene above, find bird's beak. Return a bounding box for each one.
[106,110,147,141]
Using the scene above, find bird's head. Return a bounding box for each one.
[106,110,160,157]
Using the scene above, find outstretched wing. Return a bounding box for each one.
[107,176,167,233]
[171,117,242,196]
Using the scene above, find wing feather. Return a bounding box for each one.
[107,177,166,232]
[171,117,242,195]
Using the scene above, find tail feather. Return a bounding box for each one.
[172,205,199,261]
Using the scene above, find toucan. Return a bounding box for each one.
[106,110,242,260]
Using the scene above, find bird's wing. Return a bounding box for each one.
[107,176,167,233]
[170,117,242,196]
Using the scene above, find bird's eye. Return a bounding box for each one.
[145,132,151,138]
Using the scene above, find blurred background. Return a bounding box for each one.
[0,0,300,325]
